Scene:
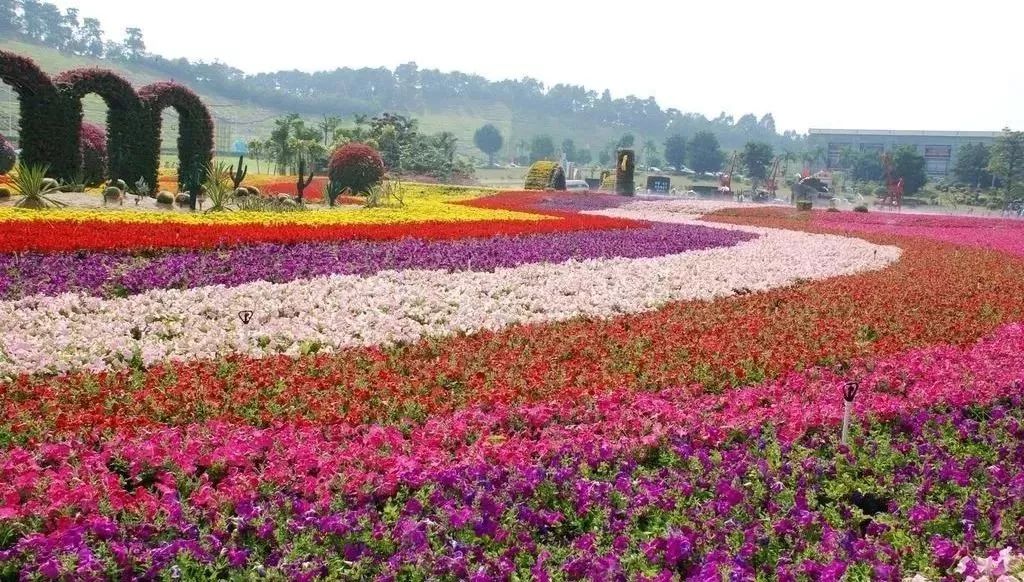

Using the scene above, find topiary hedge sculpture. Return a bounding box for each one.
[138,82,215,209]
[0,51,214,195]
[524,161,567,191]
[329,143,385,196]
[79,122,107,187]
[615,149,635,196]
[0,50,76,178]
[0,133,14,175]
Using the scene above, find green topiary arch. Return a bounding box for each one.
[138,82,215,197]
[0,50,214,194]
[0,50,77,178]
[53,68,144,184]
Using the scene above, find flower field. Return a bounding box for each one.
[3,192,1024,579]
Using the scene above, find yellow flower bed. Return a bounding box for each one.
[0,184,549,226]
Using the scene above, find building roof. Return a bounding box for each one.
[808,128,1000,139]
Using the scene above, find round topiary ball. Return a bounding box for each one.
[328,142,385,195]
[0,187,11,199]
[175,192,191,206]
[0,133,15,176]
[103,186,122,199]
[80,123,108,187]
[235,187,250,197]
[156,191,174,205]
[246,186,261,197]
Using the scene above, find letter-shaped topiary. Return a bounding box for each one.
[615,149,635,196]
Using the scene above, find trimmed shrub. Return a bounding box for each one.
[524,161,566,191]
[796,201,813,211]
[156,191,174,205]
[854,205,869,213]
[80,122,107,187]
[235,187,251,197]
[328,143,385,195]
[0,187,10,199]
[245,186,261,197]
[0,133,15,175]
[175,192,191,206]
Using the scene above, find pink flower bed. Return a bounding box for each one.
[815,211,1024,257]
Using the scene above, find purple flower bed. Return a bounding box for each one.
[2,399,1021,579]
[0,223,755,298]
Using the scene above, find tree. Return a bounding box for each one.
[953,143,992,188]
[247,139,265,175]
[617,133,635,149]
[850,150,883,182]
[123,27,146,60]
[318,115,344,147]
[688,131,725,174]
[641,139,658,168]
[80,18,104,57]
[530,135,555,162]
[742,142,774,186]
[0,0,21,36]
[576,149,593,166]
[473,124,504,166]
[989,129,1024,201]
[892,146,927,194]
[598,149,611,166]
[664,134,687,171]
[561,138,577,163]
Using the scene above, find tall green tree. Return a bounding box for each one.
[641,139,658,168]
[576,149,593,166]
[989,129,1024,201]
[617,133,635,149]
[0,0,20,36]
[742,142,774,187]
[598,149,611,166]
[530,135,555,162]
[663,134,687,171]
[80,18,104,57]
[318,116,344,148]
[892,146,927,194]
[561,138,577,163]
[953,143,992,188]
[123,27,146,60]
[473,124,504,166]
[687,131,725,174]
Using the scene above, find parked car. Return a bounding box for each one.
[566,180,590,192]
[678,166,696,176]
[648,167,662,173]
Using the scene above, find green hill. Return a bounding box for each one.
[0,40,627,161]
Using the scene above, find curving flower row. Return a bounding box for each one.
[3,195,1024,579]
[0,219,896,376]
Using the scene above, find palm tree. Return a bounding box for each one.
[318,115,343,148]
[642,139,658,169]
[247,139,264,174]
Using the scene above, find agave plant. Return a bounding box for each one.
[11,163,67,210]
[203,162,234,213]
[364,179,404,208]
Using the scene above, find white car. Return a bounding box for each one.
[565,180,590,192]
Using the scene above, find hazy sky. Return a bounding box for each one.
[48,0,1023,133]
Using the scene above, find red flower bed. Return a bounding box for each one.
[7,216,1024,441]
[260,177,329,201]
[0,192,642,253]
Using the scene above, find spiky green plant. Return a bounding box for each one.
[11,163,67,210]
[203,162,234,213]
[364,179,405,208]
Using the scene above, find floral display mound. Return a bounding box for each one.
[2,194,1024,578]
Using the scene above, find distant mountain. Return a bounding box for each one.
[0,1,804,159]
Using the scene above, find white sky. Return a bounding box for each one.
[49,0,1024,133]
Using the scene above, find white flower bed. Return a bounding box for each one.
[0,205,900,376]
